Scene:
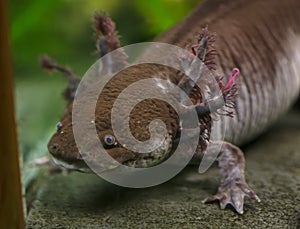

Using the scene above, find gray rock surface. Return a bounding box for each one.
[26,110,300,228]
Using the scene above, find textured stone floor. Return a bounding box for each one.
[26,110,300,228]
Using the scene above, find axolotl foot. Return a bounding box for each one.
[203,175,261,214]
[201,141,260,214]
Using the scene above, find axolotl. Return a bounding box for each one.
[44,0,300,214]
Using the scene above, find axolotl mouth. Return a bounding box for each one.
[48,136,175,173]
[47,117,175,173]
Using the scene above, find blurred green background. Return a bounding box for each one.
[9,0,200,185]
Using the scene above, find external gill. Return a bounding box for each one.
[215,68,240,117]
[39,55,80,103]
[93,12,121,57]
[40,13,127,103]
[190,26,218,71]
[179,67,239,120]
[179,26,240,119]
[93,12,128,73]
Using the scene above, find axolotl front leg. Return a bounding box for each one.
[182,93,260,214]
[198,141,260,214]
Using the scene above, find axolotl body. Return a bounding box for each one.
[45,0,300,214]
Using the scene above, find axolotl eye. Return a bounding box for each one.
[103,134,116,146]
[56,122,63,132]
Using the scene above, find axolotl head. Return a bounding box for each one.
[47,64,182,173]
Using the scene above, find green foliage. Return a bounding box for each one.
[9,0,199,78]
[135,0,198,34]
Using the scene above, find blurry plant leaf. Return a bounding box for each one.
[11,0,61,42]
[134,0,199,34]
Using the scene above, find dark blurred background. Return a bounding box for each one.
[8,0,200,185]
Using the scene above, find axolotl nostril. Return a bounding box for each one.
[44,0,300,214]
